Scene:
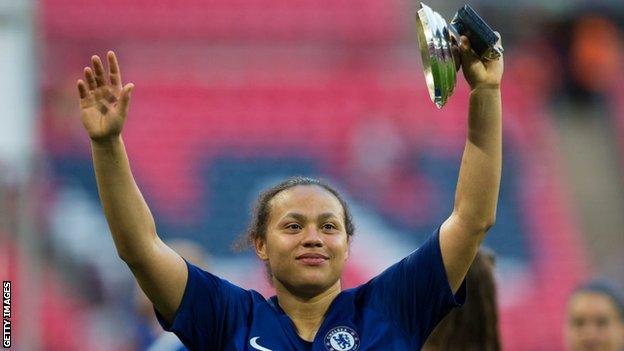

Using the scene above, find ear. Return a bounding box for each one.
[254,236,269,261]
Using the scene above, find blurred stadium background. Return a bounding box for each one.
[1,0,623,349]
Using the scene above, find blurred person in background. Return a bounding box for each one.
[135,239,208,351]
[422,248,501,351]
[565,280,624,351]
[75,29,502,350]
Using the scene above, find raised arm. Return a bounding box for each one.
[439,35,504,293]
[77,51,186,322]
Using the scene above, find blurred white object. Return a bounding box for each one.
[0,0,36,183]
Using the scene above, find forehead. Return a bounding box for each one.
[568,292,621,317]
[269,185,344,220]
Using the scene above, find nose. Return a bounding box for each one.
[579,323,602,346]
[301,227,323,248]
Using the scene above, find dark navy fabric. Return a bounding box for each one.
[155,228,466,350]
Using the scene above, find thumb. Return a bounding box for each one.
[119,83,134,116]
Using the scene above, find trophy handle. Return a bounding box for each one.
[450,5,503,61]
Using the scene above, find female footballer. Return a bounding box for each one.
[76,33,503,350]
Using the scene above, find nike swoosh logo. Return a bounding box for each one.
[249,336,273,351]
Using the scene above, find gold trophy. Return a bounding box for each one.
[415,3,503,108]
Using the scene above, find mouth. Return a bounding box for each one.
[296,253,329,266]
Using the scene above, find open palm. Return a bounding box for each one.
[77,51,134,143]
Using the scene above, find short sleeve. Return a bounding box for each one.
[362,227,466,344]
[154,260,252,350]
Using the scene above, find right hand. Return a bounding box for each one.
[457,34,504,91]
[77,51,134,143]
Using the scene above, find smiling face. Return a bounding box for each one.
[254,185,350,298]
[565,292,624,351]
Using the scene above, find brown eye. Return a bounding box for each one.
[595,317,609,328]
[570,317,585,328]
[286,223,302,231]
[322,223,337,231]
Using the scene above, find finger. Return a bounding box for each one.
[119,83,135,116]
[77,79,88,99]
[459,35,481,64]
[84,67,97,90]
[459,35,471,52]
[91,55,107,87]
[107,51,122,88]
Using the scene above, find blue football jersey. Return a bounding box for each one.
[155,228,466,350]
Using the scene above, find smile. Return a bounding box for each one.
[296,253,329,266]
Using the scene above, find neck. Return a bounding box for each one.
[273,279,342,342]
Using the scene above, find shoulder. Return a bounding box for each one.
[185,260,251,297]
[170,260,261,322]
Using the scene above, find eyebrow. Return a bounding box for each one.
[282,212,339,222]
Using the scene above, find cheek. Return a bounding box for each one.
[564,319,583,340]
[608,323,624,342]
[265,236,297,261]
[330,237,350,260]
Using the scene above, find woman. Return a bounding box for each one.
[76,33,503,350]
[565,280,624,351]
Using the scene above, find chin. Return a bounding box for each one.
[286,274,339,297]
[297,276,330,289]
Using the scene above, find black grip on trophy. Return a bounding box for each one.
[451,5,501,60]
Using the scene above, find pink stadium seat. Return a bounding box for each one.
[42,0,403,43]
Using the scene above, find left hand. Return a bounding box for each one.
[456,33,504,90]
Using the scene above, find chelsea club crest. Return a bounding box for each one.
[324,326,360,351]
